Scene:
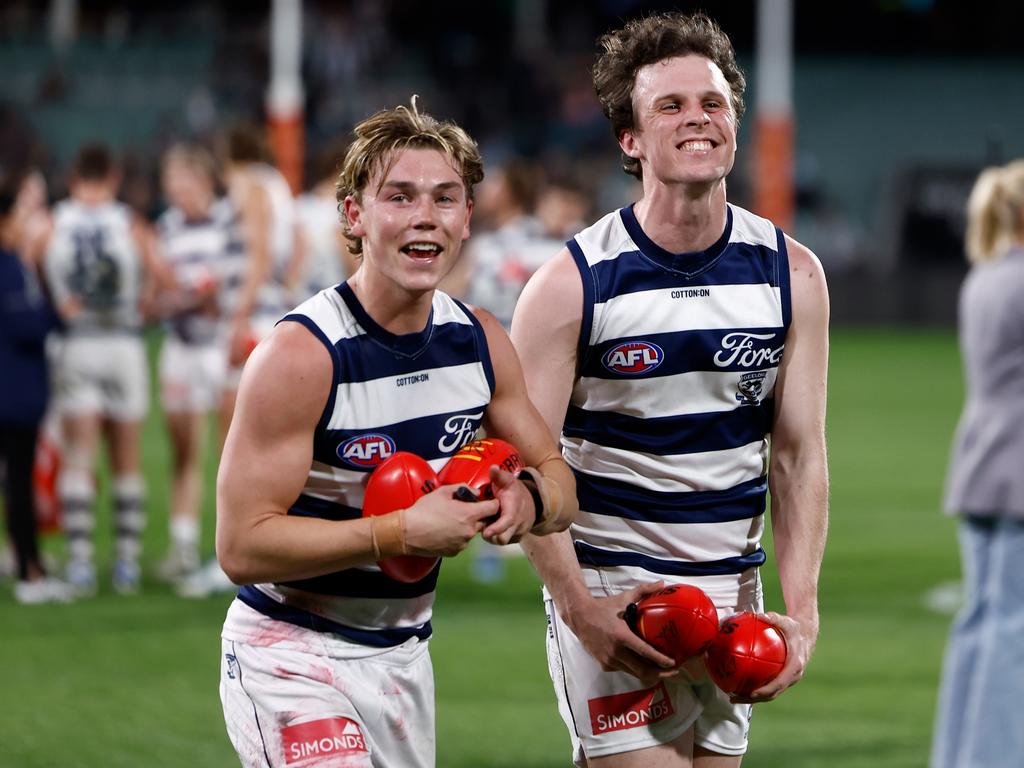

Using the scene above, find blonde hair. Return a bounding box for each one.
[162,143,219,188]
[965,160,1024,264]
[335,97,484,255]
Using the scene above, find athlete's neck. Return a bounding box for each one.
[633,180,727,254]
[347,270,434,336]
[71,184,116,207]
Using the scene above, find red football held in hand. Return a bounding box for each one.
[362,451,440,583]
[625,585,719,663]
[705,613,788,696]
[437,438,524,499]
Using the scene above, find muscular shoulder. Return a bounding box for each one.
[785,235,826,283]
[783,235,830,329]
[236,321,333,431]
[512,247,582,337]
[469,304,517,367]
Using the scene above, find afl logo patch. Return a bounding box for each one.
[338,434,396,467]
[602,341,664,375]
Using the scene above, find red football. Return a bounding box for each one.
[626,585,719,663]
[437,438,524,499]
[705,613,788,696]
[362,451,440,583]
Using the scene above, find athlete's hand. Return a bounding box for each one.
[402,484,500,557]
[482,465,535,545]
[59,296,83,322]
[228,319,258,366]
[562,581,679,686]
[731,611,818,704]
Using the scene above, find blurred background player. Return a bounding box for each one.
[444,156,562,582]
[291,140,358,303]
[153,144,237,585]
[535,172,591,242]
[41,142,167,596]
[175,125,301,598]
[931,160,1024,768]
[513,12,829,767]
[219,123,301,420]
[0,169,75,604]
[446,156,556,331]
[215,100,576,768]
[5,166,65,545]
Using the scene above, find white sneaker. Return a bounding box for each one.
[14,577,77,605]
[156,548,200,583]
[65,560,97,597]
[112,560,141,595]
[175,559,235,599]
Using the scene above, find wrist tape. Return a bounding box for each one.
[516,466,566,535]
[370,509,407,559]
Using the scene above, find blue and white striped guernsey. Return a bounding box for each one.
[236,282,495,647]
[563,203,791,602]
[157,198,240,346]
[44,199,143,334]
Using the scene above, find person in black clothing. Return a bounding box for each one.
[0,170,74,604]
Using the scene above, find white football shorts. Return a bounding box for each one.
[158,336,227,413]
[544,571,761,764]
[220,600,435,768]
[55,334,149,421]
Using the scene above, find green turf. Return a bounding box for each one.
[0,328,965,767]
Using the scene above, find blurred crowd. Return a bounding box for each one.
[0,1,885,282]
[0,120,597,604]
[0,0,640,603]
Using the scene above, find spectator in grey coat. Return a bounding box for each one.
[932,159,1024,768]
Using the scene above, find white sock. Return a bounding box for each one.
[170,517,200,556]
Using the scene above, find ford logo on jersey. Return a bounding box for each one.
[602,341,664,375]
[338,434,396,467]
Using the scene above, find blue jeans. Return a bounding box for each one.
[931,515,1024,768]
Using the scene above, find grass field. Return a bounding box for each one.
[0,328,964,768]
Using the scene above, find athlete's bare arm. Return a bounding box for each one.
[132,216,174,320]
[472,306,577,545]
[282,220,306,302]
[512,248,676,682]
[745,236,830,704]
[228,180,272,363]
[215,321,500,585]
[39,226,84,323]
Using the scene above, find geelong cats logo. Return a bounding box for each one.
[736,371,768,405]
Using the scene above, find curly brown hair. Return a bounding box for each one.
[335,97,484,256]
[593,12,746,180]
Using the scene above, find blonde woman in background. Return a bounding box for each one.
[932,160,1024,768]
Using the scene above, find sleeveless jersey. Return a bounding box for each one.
[564,204,791,599]
[294,191,346,301]
[235,282,495,647]
[221,163,296,321]
[157,197,240,345]
[45,199,143,334]
[464,215,557,330]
